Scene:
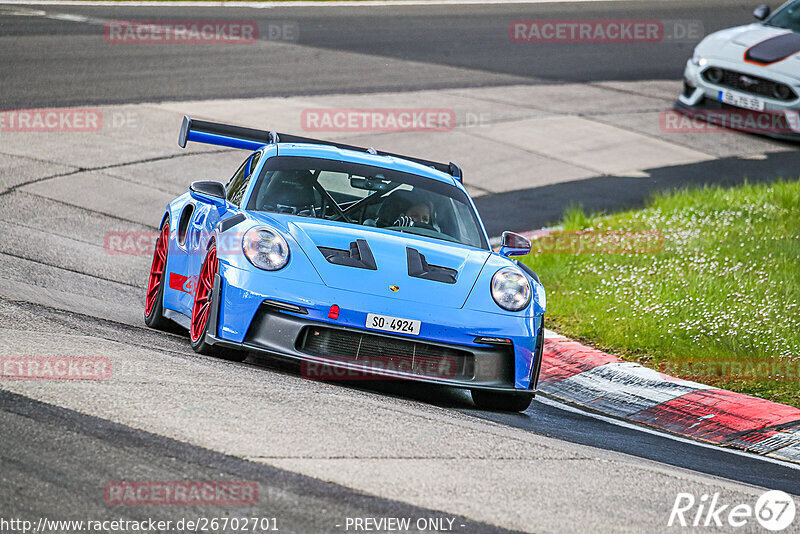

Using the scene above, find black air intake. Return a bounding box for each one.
[318,239,377,270]
[406,247,457,284]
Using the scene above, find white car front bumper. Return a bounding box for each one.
[677,59,800,138]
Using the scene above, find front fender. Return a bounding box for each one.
[462,253,545,317]
[214,216,325,285]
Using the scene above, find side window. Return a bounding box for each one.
[226,151,261,206]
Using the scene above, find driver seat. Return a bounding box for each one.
[256,170,320,215]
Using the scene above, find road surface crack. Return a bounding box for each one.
[0,148,228,197]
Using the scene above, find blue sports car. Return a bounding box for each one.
[144,116,546,411]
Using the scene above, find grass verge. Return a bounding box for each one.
[520,180,800,408]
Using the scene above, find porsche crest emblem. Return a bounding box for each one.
[389,285,399,292]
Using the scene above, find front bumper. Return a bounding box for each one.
[677,59,800,139]
[207,264,544,393]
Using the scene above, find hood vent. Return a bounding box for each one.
[407,247,457,284]
[745,33,800,65]
[318,239,377,270]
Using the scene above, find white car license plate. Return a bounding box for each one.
[365,313,421,335]
[718,90,765,111]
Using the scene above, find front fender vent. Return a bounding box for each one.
[318,239,377,270]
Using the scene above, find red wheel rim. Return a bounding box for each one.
[191,245,217,342]
[145,223,169,317]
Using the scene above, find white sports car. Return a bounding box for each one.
[677,1,800,138]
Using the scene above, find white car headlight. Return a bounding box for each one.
[491,267,531,311]
[691,50,707,67]
[242,226,289,271]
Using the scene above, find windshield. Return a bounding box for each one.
[768,0,800,31]
[246,156,488,250]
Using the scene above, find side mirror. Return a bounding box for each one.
[753,4,771,20]
[190,181,227,213]
[499,231,531,257]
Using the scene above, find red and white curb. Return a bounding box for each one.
[538,330,800,464]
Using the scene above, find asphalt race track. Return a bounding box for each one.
[0,0,783,108]
[1,1,799,532]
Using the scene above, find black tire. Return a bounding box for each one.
[189,316,218,355]
[471,390,533,412]
[190,247,246,362]
[192,330,246,361]
[191,317,246,361]
[144,218,171,331]
[191,314,246,363]
[144,276,170,330]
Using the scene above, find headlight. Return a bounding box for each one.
[491,267,531,311]
[242,226,289,271]
[691,50,707,67]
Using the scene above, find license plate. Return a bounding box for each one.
[365,313,421,335]
[718,90,765,111]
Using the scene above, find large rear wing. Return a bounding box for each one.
[178,115,463,182]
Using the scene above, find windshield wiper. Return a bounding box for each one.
[386,226,461,244]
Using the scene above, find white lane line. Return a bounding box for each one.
[0,5,105,23]
[0,0,652,7]
[45,12,89,21]
[0,6,45,14]
[535,394,800,472]
[544,328,565,339]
